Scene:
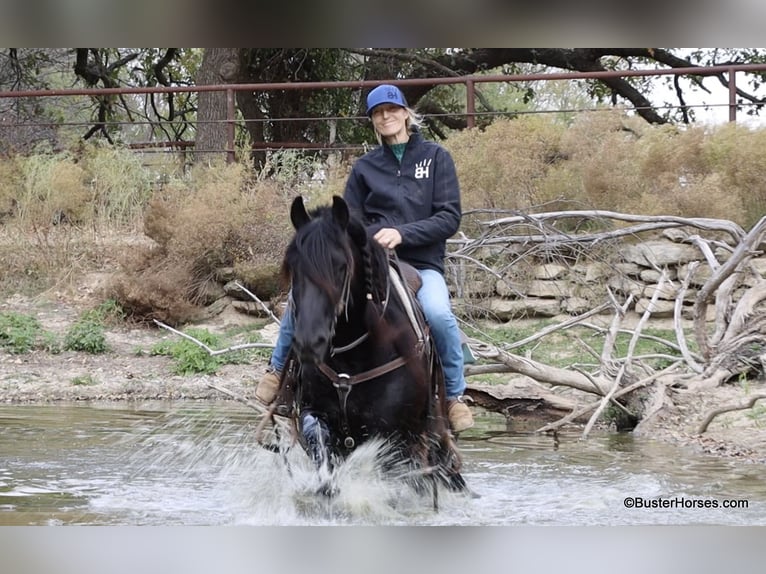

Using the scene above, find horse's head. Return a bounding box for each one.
[284,196,368,363]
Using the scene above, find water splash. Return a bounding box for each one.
[90,406,448,525]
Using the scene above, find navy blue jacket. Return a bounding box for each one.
[343,131,462,274]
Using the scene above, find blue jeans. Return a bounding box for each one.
[269,269,466,399]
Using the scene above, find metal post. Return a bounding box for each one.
[728,67,737,123]
[466,78,475,129]
[226,88,236,163]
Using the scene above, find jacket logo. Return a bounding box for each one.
[414,158,432,179]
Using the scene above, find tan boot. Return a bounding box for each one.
[255,369,281,405]
[447,398,474,432]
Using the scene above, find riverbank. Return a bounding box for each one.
[2,287,765,465]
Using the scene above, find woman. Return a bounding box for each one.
[256,83,473,432]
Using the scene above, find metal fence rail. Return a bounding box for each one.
[2,63,766,162]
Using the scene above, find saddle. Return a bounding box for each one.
[396,260,423,293]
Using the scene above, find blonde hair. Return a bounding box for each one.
[373,106,425,145]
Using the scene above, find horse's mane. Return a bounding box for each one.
[282,201,414,355]
[281,203,390,307]
[282,205,350,301]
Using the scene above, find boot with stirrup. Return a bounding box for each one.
[255,368,281,406]
[447,397,474,433]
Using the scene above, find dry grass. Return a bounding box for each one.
[110,162,298,324]
[445,109,760,227]
[3,114,766,323]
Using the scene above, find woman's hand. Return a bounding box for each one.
[373,227,402,249]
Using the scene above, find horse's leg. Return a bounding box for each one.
[432,433,478,497]
[299,410,336,496]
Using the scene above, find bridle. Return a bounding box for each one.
[311,252,428,448]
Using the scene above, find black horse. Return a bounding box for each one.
[271,195,468,502]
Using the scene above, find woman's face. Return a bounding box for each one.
[370,104,409,144]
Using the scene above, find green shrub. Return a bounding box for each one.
[64,319,108,354]
[62,302,123,354]
[150,327,259,375]
[0,312,43,354]
[71,374,98,386]
[150,328,226,375]
[83,299,125,326]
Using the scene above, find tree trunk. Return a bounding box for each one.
[194,48,240,166]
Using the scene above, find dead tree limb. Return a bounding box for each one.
[503,301,612,351]
[472,344,612,395]
[536,361,683,434]
[233,281,280,324]
[697,394,766,434]
[582,270,668,439]
[476,211,745,245]
[600,291,634,376]
[206,380,267,414]
[675,261,704,373]
[153,320,274,353]
[693,215,766,359]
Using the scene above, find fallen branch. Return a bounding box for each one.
[472,344,612,395]
[206,380,267,414]
[697,393,766,434]
[234,281,281,324]
[694,214,766,358]
[470,211,745,247]
[581,270,668,439]
[674,261,704,373]
[536,361,682,433]
[206,380,295,448]
[600,291,633,376]
[503,302,612,351]
[153,319,274,354]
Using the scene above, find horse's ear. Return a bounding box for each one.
[290,196,311,230]
[331,196,349,229]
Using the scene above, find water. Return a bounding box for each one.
[1,402,764,525]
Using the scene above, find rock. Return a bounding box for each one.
[526,279,573,298]
[634,298,676,317]
[621,240,702,267]
[487,298,561,320]
[231,300,271,317]
[532,263,568,279]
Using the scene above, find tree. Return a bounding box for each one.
[0,49,76,153]
[5,48,766,156]
[194,48,239,165]
[205,48,766,161]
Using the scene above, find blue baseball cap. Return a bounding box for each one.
[366,84,408,116]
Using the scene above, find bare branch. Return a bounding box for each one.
[472,344,611,395]
[675,261,705,373]
[697,394,766,434]
[582,270,669,439]
[234,281,281,324]
[536,361,683,433]
[153,319,274,354]
[503,302,612,351]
